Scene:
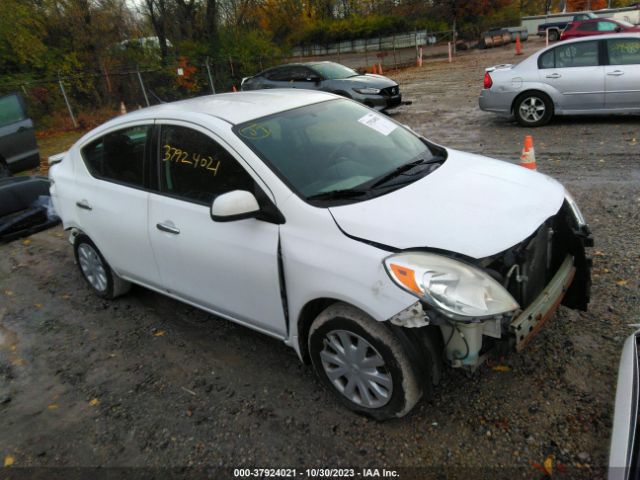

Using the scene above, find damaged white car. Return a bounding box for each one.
[49,90,592,419]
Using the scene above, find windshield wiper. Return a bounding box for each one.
[368,157,441,189]
[306,188,370,201]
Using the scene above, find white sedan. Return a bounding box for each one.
[49,90,592,419]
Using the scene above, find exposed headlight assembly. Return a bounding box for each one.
[353,87,381,95]
[384,252,519,321]
[564,189,587,227]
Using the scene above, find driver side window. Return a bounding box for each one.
[158,125,255,205]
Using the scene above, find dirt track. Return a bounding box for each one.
[1,37,639,479]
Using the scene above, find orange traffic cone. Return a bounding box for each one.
[515,34,523,55]
[378,62,383,75]
[520,135,537,170]
[119,101,127,115]
[232,85,237,92]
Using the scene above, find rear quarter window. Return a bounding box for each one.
[539,49,555,69]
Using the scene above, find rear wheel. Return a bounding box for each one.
[548,29,560,42]
[308,303,422,419]
[73,235,130,299]
[514,92,553,127]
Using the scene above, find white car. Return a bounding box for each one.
[49,90,592,419]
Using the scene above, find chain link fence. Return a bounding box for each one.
[0,27,470,132]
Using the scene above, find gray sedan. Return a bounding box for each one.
[241,61,402,111]
[479,33,640,126]
[609,329,639,480]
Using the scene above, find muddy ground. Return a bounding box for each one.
[1,37,639,479]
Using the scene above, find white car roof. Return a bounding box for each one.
[115,89,335,126]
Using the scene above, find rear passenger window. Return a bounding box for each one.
[265,67,292,81]
[555,41,599,68]
[0,94,26,127]
[607,38,640,65]
[577,22,597,31]
[159,125,254,204]
[81,125,150,187]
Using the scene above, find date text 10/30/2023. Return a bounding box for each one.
[233,468,400,478]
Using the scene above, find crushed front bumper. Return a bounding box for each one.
[510,254,575,352]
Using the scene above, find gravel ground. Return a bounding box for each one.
[1,37,639,479]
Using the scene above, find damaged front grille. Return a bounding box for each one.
[483,203,578,311]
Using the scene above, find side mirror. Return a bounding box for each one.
[210,190,260,222]
[307,76,321,83]
[615,26,623,32]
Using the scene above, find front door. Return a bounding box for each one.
[147,121,286,337]
[605,37,640,109]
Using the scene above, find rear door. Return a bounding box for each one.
[604,37,640,109]
[147,121,286,337]
[75,123,162,287]
[0,93,39,172]
[539,40,605,111]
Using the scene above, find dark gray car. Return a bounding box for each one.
[241,61,402,111]
[0,93,40,177]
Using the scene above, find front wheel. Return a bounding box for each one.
[514,92,553,127]
[308,303,422,419]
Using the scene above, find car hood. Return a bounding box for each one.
[329,149,565,259]
[331,74,397,88]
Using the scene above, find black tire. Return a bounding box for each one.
[73,235,131,299]
[514,92,554,127]
[308,303,422,420]
[0,160,10,178]
[548,29,559,42]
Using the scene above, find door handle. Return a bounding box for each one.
[607,70,624,76]
[545,73,561,79]
[76,200,92,211]
[156,223,180,235]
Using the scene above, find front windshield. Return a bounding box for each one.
[235,99,443,203]
[310,63,358,80]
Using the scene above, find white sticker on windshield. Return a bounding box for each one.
[357,112,397,136]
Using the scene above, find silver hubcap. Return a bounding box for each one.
[78,244,108,292]
[519,97,546,122]
[320,330,393,408]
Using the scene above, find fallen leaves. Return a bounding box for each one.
[532,455,568,477]
[22,239,31,246]
[3,290,14,297]
[153,330,166,337]
[616,280,628,286]
[47,403,59,410]
[4,455,14,467]
[89,398,100,407]
[492,365,511,372]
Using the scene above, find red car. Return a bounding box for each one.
[561,18,640,40]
